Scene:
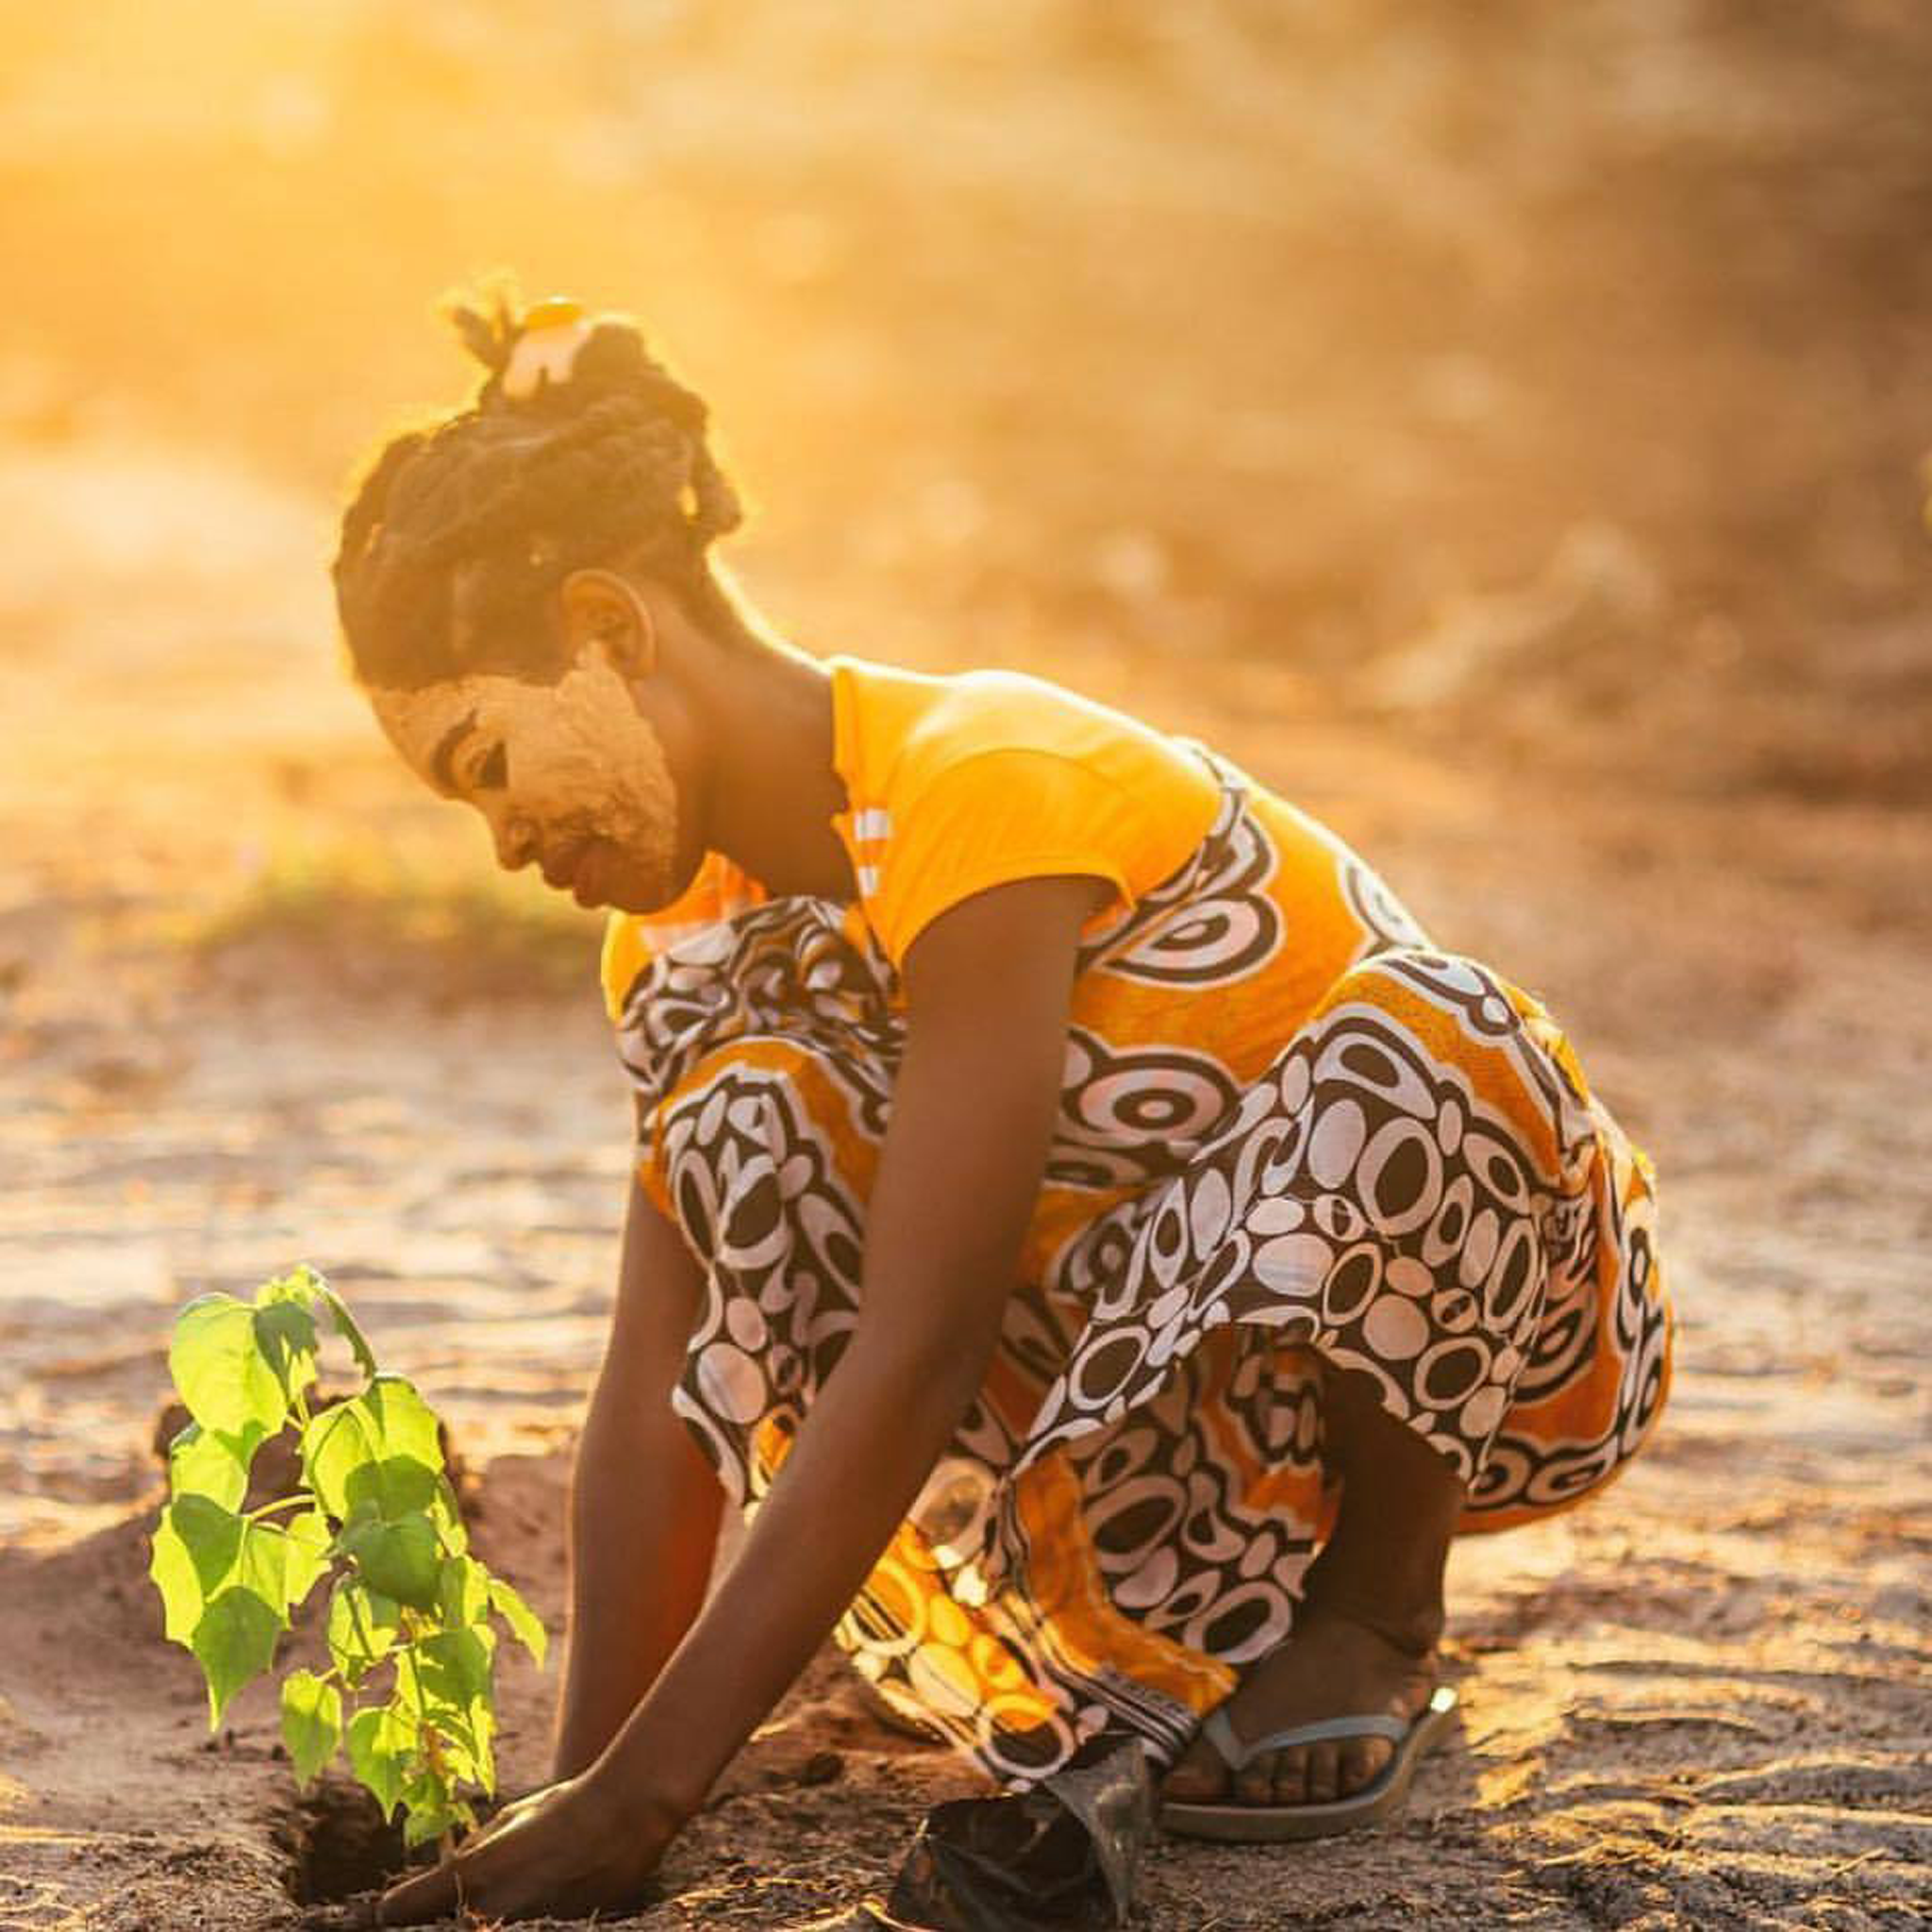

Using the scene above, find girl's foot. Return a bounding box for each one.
[1161,1608,1439,1807]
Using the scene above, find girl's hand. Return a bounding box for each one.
[375,1770,677,1924]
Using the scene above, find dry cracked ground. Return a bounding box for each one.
[0,431,1926,1931]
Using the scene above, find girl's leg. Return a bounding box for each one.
[1162,1366,1464,1807]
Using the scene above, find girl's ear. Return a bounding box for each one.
[558,569,657,679]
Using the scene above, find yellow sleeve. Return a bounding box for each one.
[868,748,1146,970]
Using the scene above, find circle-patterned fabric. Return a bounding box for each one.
[613,759,1673,1781]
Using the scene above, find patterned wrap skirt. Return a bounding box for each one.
[612,758,1673,1783]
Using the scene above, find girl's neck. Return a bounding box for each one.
[700,640,856,903]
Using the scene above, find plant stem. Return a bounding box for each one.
[397,1611,464,1856]
[245,1493,312,1522]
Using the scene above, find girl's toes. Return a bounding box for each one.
[1162,1742,1224,1803]
[1304,1740,1341,1805]
[1269,1749,1309,1807]
[1339,1736,1394,1797]
[1234,1759,1274,1807]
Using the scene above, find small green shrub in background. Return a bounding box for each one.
[149,1265,546,1850]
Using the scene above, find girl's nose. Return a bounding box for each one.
[494,815,538,871]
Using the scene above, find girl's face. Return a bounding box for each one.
[369,651,693,914]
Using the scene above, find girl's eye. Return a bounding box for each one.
[475,744,508,790]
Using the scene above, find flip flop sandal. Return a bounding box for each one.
[1159,1684,1459,1841]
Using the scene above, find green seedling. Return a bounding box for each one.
[149,1265,547,1851]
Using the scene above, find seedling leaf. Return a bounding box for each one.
[280,1670,341,1786]
[439,1554,491,1629]
[401,1795,458,1849]
[153,1496,321,1645]
[432,1473,469,1554]
[170,1294,288,1440]
[320,1285,379,1379]
[340,1513,444,1611]
[299,1404,374,1520]
[348,1702,418,1821]
[397,1767,475,1848]
[363,1375,442,1468]
[149,1511,207,1645]
[301,1376,445,1523]
[418,1626,493,1711]
[192,1586,281,1726]
[354,1455,444,1523]
[251,1295,320,1407]
[238,1522,295,1621]
[488,1577,548,1667]
[258,1264,326,1307]
[166,1420,261,1512]
[170,1493,245,1600]
[326,1577,402,1685]
[282,1507,332,1615]
[393,1637,493,1784]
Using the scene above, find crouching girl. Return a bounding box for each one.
[334,293,1673,1924]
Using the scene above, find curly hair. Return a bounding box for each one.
[333,285,745,690]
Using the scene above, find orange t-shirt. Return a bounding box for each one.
[602,656,1223,1015]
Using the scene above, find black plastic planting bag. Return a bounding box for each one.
[862,1736,1154,1932]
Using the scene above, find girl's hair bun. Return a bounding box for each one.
[448,290,518,380]
[334,276,744,690]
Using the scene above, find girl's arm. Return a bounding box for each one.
[551,1176,724,1780]
[604,870,1108,1806]
[378,871,1105,1924]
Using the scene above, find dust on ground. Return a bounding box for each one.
[2,7,1929,1928]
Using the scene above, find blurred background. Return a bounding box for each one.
[6,0,1932,1519]
[4,0,1930,1524]
[3,8,1930,1925]
[7,0,1931,799]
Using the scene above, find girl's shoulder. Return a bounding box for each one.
[829,654,1217,808]
[828,657,1224,969]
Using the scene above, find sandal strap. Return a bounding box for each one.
[1203,1705,1409,1772]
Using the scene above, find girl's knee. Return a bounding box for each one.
[1318,947,1524,1040]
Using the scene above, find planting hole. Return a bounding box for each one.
[281,1779,411,1906]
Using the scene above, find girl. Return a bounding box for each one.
[335,293,1672,1924]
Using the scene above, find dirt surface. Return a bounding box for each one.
[3,437,1926,1928]
[4,6,1930,1928]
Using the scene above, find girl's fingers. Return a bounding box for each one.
[376,1811,538,1925]
[375,1857,462,1925]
